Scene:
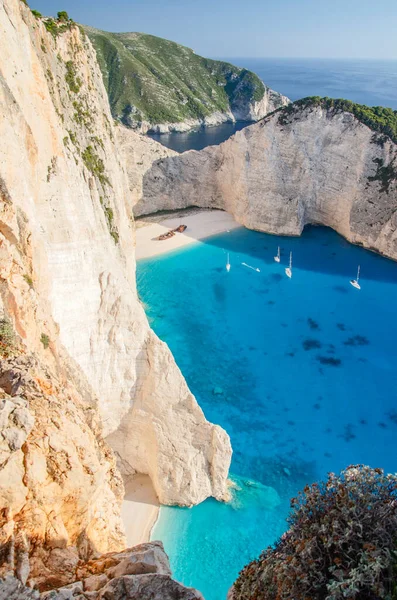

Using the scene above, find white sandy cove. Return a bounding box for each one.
[125,210,239,545]
[135,209,240,259]
[121,474,160,546]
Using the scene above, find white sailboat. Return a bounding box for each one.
[274,246,281,263]
[226,252,231,272]
[285,252,292,279]
[350,265,361,290]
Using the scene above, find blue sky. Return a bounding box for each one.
[31,0,397,59]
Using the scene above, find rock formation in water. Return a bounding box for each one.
[0,0,231,592]
[138,101,397,259]
[86,27,290,133]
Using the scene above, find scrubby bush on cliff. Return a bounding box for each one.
[57,10,69,21]
[233,465,397,600]
[279,97,397,144]
[0,318,19,358]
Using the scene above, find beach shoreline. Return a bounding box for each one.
[135,209,240,260]
[121,474,160,546]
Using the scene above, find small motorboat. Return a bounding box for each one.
[226,252,231,272]
[242,262,260,273]
[274,246,281,263]
[285,251,292,278]
[350,265,361,290]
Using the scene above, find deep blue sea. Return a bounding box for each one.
[137,226,397,600]
[149,58,397,152]
[229,58,397,109]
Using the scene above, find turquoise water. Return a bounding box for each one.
[137,226,397,600]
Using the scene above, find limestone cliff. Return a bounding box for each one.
[0,0,232,589]
[116,127,177,206]
[0,0,230,507]
[138,104,397,259]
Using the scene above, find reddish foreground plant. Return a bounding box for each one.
[233,465,397,600]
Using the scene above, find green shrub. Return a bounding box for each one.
[99,197,119,243]
[31,9,42,17]
[40,333,50,349]
[110,230,119,244]
[82,146,110,186]
[67,130,78,147]
[233,465,397,600]
[23,274,33,287]
[57,10,69,21]
[278,96,397,144]
[44,18,58,37]
[0,318,18,358]
[65,60,82,94]
[44,14,73,37]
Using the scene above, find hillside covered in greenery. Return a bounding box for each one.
[279,96,397,144]
[86,28,269,129]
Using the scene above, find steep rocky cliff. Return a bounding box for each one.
[86,28,289,133]
[139,103,397,259]
[0,0,231,590]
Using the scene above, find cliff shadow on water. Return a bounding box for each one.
[198,224,397,285]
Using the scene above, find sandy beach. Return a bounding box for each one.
[135,209,240,259]
[121,474,160,546]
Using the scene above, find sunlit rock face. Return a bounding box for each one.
[139,106,397,259]
[0,2,231,586]
[0,542,205,598]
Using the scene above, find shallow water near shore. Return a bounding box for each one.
[137,226,397,600]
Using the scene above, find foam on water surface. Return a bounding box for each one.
[137,226,397,600]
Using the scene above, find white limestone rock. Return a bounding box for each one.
[139,105,397,259]
[0,0,231,511]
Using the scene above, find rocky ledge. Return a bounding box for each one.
[0,542,203,600]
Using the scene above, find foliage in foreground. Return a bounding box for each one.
[233,465,397,600]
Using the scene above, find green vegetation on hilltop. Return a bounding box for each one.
[279,96,397,144]
[86,28,267,127]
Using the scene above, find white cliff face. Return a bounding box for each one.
[231,86,290,122]
[139,106,397,259]
[0,0,231,520]
[116,127,177,205]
